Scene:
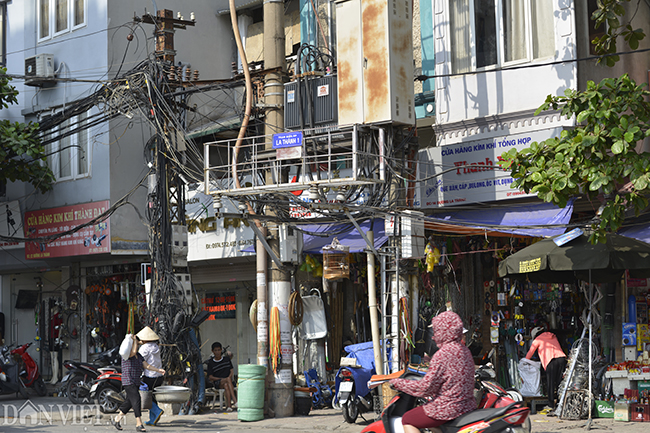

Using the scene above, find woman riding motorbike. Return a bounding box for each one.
[389,311,476,433]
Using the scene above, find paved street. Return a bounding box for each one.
[0,393,647,433]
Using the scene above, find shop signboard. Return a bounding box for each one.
[0,200,23,250]
[24,201,110,259]
[201,291,236,320]
[185,185,255,261]
[418,128,563,208]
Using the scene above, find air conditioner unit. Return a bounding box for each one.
[25,54,56,87]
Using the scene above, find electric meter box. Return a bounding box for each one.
[279,223,303,263]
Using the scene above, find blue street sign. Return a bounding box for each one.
[273,131,303,149]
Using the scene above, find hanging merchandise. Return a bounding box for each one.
[269,307,281,374]
[424,241,440,272]
[399,297,415,364]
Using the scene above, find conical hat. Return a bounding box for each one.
[136,326,159,342]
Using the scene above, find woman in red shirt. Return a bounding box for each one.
[390,311,476,433]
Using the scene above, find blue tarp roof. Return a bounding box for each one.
[428,199,574,238]
[299,219,388,254]
[241,218,388,254]
[619,224,650,244]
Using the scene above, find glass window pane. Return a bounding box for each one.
[74,0,84,26]
[46,143,57,175]
[55,0,68,33]
[503,0,527,62]
[76,113,88,175]
[59,120,72,178]
[531,0,554,58]
[39,0,50,39]
[474,0,497,68]
[450,0,472,74]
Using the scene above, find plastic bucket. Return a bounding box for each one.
[140,390,153,410]
[237,364,266,421]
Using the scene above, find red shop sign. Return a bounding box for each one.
[24,201,111,259]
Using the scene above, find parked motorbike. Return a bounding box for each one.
[62,346,121,404]
[0,345,28,398]
[474,363,524,408]
[361,370,531,433]
[334,364,377,423]
[89,368,122,413]
[11,342,47,396]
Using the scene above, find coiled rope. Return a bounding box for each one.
[288,291,304,326]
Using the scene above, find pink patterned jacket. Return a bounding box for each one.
[390,311,476,420]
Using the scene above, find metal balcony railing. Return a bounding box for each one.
[204,124,386,197]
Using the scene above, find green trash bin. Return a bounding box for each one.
[237,364,266,421]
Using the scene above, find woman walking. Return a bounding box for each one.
[112,332,165,432]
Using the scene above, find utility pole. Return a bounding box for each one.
[263,0,291,418]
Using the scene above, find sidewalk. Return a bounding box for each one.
[2,392,650,433]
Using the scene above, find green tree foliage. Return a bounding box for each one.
[591,0,646,66]
[500,75,650,243]
[0,68,54,193]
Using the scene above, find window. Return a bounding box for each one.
[46,113,90,181]
[38,0,85,41]
[587,0,606,56]
[450,0,554,74]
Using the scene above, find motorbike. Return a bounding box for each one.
[11,342,47,396]
[334,341,380,423]
[0,345,29,398]
[62,346,121,404]
[361,370,531,433]
[334,364,376,423]
[474,363,524,409]
[89,368,123,413]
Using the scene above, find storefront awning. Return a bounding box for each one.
[243,219,388,254]
[425,200,574,238]
[299,219,388,254]
[619,223,650,244]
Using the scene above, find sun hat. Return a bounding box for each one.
[136,326,159,342]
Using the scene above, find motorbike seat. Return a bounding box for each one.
[444,402,517,427]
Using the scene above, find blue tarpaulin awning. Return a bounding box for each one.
[425,199,574,238]
[241,218,388,254]
[299,219,388,254]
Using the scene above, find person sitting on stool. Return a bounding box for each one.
[525,326,567,410]
[206,342,237,412]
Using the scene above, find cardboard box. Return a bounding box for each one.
[595,400,614,418]
[615,402,631,421]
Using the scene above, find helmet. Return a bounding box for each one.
[531,326,545,340]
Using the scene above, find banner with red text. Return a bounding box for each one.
[25,201,110,259]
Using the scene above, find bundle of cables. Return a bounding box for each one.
[269,306,281,374]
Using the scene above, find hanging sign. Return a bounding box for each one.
[201,291,236,320]
[419,128,563,208]
[24,201,111,259]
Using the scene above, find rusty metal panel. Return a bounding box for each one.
[336,0,414,126]
[387,0,415,125]
[336,0,364,125]
[361,0,390,123]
